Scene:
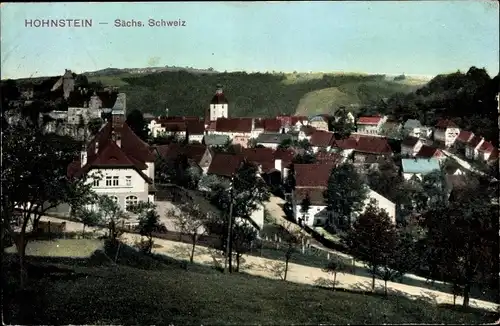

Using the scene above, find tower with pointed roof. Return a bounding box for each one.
[207,84,228,123]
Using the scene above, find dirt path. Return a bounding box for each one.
[36,215,499,312]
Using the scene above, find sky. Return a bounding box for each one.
[1,1,499,79]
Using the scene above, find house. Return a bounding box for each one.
[433,119,460,147]
[292,163,334,226]
[401,136,424,157]
[241,147,284,187]
[255,133,295,150]
[379,120,403,138]
[297,125,316,141]
[477,140,496,161]
[185,119,206,143]
[252,118,285,138]
[443,160,466,176]
[403,119,423,138]
[331,136,358,158]
[362,189,396,224]
[206,153,244,178]
[356,116,388,135]
[453,130,475,155]
[315,151,344,165]
[401,158,441,180]
[156,143,213,174]
[206,85,228,122]
[273,148,295,178]
[67,121,157,212]
[414,145,445,161]
[465,135,484,159]
[352,135,392,163]
[309,130,335,153]
[203,134,230,147]
[308,115,329,131]
[148,116,202,138]
[332,110,355,124]
[276,115,309,131]
[212,118,253,148]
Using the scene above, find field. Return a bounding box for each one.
[3,238,498,325]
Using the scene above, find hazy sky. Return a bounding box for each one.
[1,1,498,79]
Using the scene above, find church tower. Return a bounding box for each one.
[206,84,228,122]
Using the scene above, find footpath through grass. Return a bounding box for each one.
[3,239,498,325]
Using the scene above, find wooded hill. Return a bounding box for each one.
[86,71,420,117]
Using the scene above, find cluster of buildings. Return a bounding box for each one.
[66,85,498,231]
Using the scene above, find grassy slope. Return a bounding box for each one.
[88,71,423,117]
[3,239,497,325]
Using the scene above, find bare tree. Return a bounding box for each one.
[279,222,310,280]
[169,203,210,263]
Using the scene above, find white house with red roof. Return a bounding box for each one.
[356,115,388,135]
[465,135,484,159]
[433,119,460,147]
[68,121,157,212]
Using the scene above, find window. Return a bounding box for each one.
[110,196,119,204]
[112,176,119,186]
[125,196,138,210]
[126,176,132,186]
[93,180,100,187]
[105,176,112,186]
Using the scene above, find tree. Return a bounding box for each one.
[279,222,309,280]
[2,123,96,287]
[323,257,351,290]
[330,107,356,139]
[170,203,209,263]
[96,195,126,242]
[278,138,294,150]
[421,179,497,308]
[87,117,104,135]
[324,163,368,229]
[73,207,102,237]
[299,193,311,225]
[419,170,448,209]
[125,109,148,141]
[231,222,258,272]
[138,209,166,254]
[341,200,399,293]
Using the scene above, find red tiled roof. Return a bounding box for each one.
[211,92,228,105]
[156,116,200,123]
[415,145,442,158]
[316,152,343,165]
[120,122,156,162]
[273,148,295,164]
[301,125,317,136]
[401,136,420,147]
[332,136,358,150]
[276,115,308,126]
[456,130,474,143]
[161,122,187,132]
[215,118,253,133]
[294,163,334,188]
[186,120,205,135]
[357,116,382,125]
[467,136,483,148]
[436,119,458,129]
[241,148,276,173]
[206,121,217,131]
[156,143,208,165]
[254,118,282,132]
[478,141,494,153]
[207,153,244,177]
[309,131,335,147]
[295,187,325,206]
[76,140,152,183]
[488,148,499,161]
[355,136,392,155]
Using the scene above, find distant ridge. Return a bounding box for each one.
[83,66,220,76]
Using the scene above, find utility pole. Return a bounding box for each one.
[224,174,235,274]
